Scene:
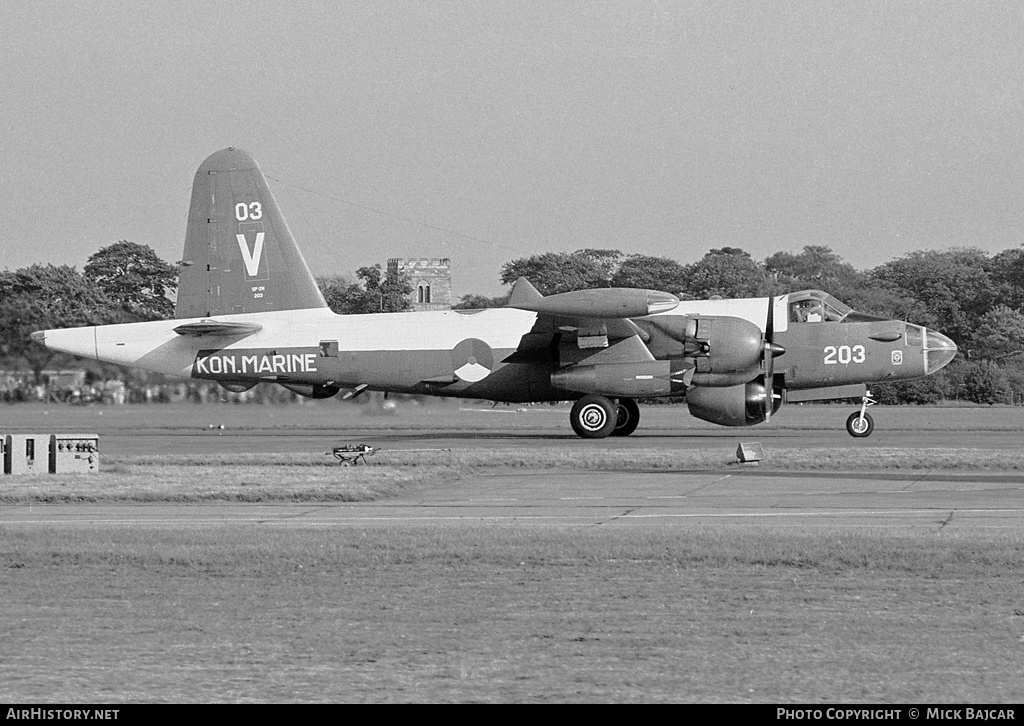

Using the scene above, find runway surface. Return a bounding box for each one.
[2,403,1023,531]
[4,469,1023,531]
[8,400,1024,455]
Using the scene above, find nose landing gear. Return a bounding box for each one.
[846,391,875,437]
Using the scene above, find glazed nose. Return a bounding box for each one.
[924,330,957,373]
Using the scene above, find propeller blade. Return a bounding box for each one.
[763,296,777,421]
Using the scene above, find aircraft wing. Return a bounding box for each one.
[503,277,675,359]
[501,278,697,390]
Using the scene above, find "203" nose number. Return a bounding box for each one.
[824,345,866,365]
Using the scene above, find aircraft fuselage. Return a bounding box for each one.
[30,147,957,439]
[34,298,952,403]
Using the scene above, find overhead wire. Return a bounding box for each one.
[264,175,526,255]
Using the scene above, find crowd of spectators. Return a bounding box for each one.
[0,371,305,405]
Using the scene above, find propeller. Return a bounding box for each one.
[761,296,786,421]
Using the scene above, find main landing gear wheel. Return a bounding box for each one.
[846,411,874,438]
[611,397,640,437]
[570,395,617,438]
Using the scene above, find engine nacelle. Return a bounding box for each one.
[551,360,688,397]
[219,381,257,394]
[686,379,783,427]
[687,316,764,375]
[641,315,764,382]
[279,382,341,399]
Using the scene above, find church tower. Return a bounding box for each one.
[387,257,452,311]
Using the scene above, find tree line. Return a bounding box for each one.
[3,241,1024,405]
[0,241,177,384]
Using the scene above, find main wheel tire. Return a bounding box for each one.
[570,395,617,438]
[846,411,874,438]
[610,397,640,437]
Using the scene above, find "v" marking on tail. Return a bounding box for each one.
[236,232,266,277]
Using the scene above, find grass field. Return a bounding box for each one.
[3,526,1023,703]
[6,520,1024,700]
[4,442,1024,504]
[2,402,1024,702]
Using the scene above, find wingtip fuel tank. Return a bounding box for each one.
[508,285,679,318]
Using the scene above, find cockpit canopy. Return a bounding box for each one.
[787,290,851,323]
[787,289,891,324]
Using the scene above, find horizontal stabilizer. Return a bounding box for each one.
[173,320,263,337]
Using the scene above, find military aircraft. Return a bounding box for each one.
[31,148,958,438]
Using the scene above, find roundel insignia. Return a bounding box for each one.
[452,338,494,382]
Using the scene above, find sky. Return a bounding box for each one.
[2,0,1022,297]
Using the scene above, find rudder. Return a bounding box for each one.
[176,147,327,318]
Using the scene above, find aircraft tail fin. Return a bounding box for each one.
[175,148,328,319]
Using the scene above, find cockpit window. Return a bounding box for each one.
[787,290,850,323]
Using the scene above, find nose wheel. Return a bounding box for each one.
[846,391,876,437]
[846,411,874,437]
